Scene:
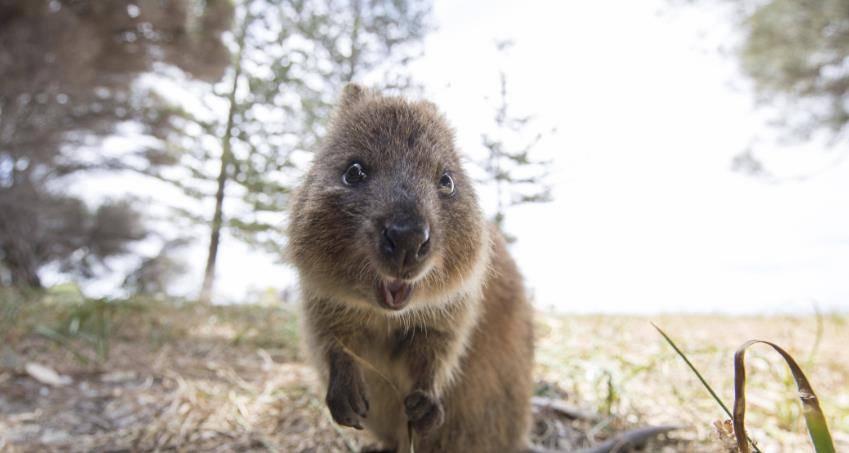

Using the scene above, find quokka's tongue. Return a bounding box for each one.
[380,280,412,310]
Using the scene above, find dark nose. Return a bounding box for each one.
[380,215,430,269]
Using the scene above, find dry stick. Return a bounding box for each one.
[531,396,604,422]
[334,337,416,453]
[573,425,680,453]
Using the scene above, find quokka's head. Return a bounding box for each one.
[289,84,488,312]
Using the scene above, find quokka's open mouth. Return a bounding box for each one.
[375,279,413,310]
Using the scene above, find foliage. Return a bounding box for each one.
[739,0,849,142]
[479,40,553,237]
[0,0,233,288]
[737,0,849,177]
[682,0,849,175]
[0,192,147,287]
[179,0,433,302]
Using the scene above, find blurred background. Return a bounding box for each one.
[1,1,848,451]
[1,0,847,314]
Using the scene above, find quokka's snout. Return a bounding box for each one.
[377,207,431,276]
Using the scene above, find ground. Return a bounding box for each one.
[1,289,847,452]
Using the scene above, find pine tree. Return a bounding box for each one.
[682,0,849,176]
[183,0,433,304]
[480,40,554,240]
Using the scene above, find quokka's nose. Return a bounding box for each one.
[380,216,430,269]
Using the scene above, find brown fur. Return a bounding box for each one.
[289,84,534,453]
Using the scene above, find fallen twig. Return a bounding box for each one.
[531,396,604,422]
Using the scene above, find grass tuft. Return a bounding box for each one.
[733,340,835,453]
[652,322,762,453]
[655,322,837,453]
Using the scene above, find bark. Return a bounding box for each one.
[1,240,43,289]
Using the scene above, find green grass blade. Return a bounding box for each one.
[34,325,91,364]
[733,340,836,453]
[652,323,733,418]
[652,323,762,453]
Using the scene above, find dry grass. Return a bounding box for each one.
[0,291,350,452]
[1,290,846,452]
[534,313,849,452]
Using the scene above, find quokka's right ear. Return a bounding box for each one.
[340,83,366,110]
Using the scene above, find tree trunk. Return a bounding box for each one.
[2,241,43,289]
[0,195,43,289]
[197,138,230,304]
[198,17,248,305]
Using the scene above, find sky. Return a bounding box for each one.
[66,0,849,314]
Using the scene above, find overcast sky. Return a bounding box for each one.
[413,0,849,314]
[68,0,849,314]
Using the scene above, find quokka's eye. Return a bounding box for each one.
[438,172,455,196]
[342,162,367,186]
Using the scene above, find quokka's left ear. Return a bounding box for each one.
[340,83,367,110]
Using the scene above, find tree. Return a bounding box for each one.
[0,193,146,288]
[0,0,233,288]
[740,0,849,141]
[187,0,433,304]
[682,0,849,177]
[480,41,554,240]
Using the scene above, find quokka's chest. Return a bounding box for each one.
[341,324,420,392]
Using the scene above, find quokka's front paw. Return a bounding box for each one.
[404,389,444,433]
[325,369,369,429]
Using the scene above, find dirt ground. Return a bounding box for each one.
[1,294,846,452]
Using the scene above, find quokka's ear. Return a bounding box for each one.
[340,83,366,110]
[419,100,440,114]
